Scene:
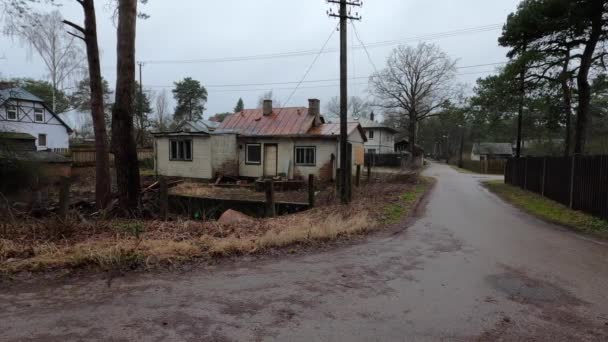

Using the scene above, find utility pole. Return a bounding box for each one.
[328,0,361,204]
[137,61,144,146]
[516,46,527,158]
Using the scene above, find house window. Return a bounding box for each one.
[34,108,44,122]
[7,105,17,120]
[367,130,374,140]
[245,144,261,164]
[368,149,376,154]
[295,146,316,166]
[38,134,47,147]
[169,139,192,161]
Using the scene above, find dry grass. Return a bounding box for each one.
[1,175,431,274]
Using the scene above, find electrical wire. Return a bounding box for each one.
[141,24,501,65]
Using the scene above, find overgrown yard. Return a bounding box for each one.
[0,174,432,276]
[484,180,608,240]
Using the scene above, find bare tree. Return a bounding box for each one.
[4,10,85,112]
[111,0,140,213]
[257,90,282,108]
[154,89,170,131]
[370,43,457,158]
[325,95,372,120]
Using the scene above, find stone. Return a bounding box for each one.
[217,209,254,225]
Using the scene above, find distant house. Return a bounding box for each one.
[355,112,397,153]
[394,135,425,167]
[0,87,72,151]
[176,118,220,133]
[153,99,367,181]
[471,143,513,160]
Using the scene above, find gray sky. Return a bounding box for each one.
[1,0,520,119]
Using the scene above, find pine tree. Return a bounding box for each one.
[234,98,244,112]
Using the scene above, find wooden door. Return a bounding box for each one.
[264,144,278,177]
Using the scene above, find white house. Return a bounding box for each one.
[0,88,72,151]
[153,99,367,182]
[355,113,397,153]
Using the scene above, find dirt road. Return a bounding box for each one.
[2,163,608,341]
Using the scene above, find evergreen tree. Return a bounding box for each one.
[172,77,208,121]
[234,98,244,112]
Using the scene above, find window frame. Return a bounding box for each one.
[6,105,17,121]
[34,108,44,122]
[245,143,262,165]
[294,146,316,166]
[38,133,47,147]
[169,138,193,161]
[367,129,374,140]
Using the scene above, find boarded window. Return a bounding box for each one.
[295,146,316,166]
[38,134,47,147]
[169,139,193,161]
[246,144,261,164]
[7,105,17,120]
[34,108,44,122]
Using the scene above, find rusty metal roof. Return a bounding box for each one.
[218,107,315,136]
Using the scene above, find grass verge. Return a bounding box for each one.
[1,175,433,275]
[383,176,433,224]
[448,164,478,174]
[483,180,608,240]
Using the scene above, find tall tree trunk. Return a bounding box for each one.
[82,0,112,209]
[408,115,417,164]
[560,64,572,157]
[112,0,140,213]
[574,0,604,155]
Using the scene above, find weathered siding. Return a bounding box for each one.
[155,136,212,179]
[210,134,238,176]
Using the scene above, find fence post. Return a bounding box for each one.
[308,174,315,208]
[541,157,546,197]
[265,179,276,217]
[524,157,528,190]
[367,164,371,182]
[57,176,71,221]
[159,176,168,221]
[355,165,361,188]
[336,168,341,191]
[569,154,576,209]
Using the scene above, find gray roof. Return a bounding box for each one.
[176,119,220,134]
[354,117,398,133]
[0,87,44,103]
[472,143,513,156]
[0,132,36,140]
[0,150,71,163]
[0,87,73,133]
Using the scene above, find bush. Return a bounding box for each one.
[0,158,40,195]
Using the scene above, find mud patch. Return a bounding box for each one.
[486,267,584,307]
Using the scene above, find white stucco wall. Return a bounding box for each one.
[0,100,70,150]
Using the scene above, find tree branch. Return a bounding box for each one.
[62,20,85,34]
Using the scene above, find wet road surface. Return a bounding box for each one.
[2,163,608,341]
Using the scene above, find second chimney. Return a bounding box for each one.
[370,111,375,122]
[263,100,273,116]
[308,98,320,117]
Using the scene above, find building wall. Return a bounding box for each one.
[363,128,394,153]
[155,136,213,179]
[0,100,70,150]
[210,134,238,176]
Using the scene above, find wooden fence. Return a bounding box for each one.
[68,148,154,166]
[460,159,507,174]
[364,153,407,167]
[505,156,608,220]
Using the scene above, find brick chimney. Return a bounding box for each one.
[308,98,320,117]
[263,99,273,116]
[370,111,375,122]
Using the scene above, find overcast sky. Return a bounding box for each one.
[1,0,520,119]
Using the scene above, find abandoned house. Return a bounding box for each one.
[152,99,367,182]
[470,142,513,160]
[0,87,72,151]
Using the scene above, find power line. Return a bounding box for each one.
[351,20,379,74]
[141,24,501,65]
[277,25,338,112]
[143,62,505,89]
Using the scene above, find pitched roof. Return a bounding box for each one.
[472,143,513,155]
[218,107,318,136]
[0,88,44,103]
[308,122,367,141]
[0,87,73,133]
[178,119,220,133]
[354,117,398,133]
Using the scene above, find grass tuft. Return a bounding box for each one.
[382,177,432,224]
[484,180,608,239]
